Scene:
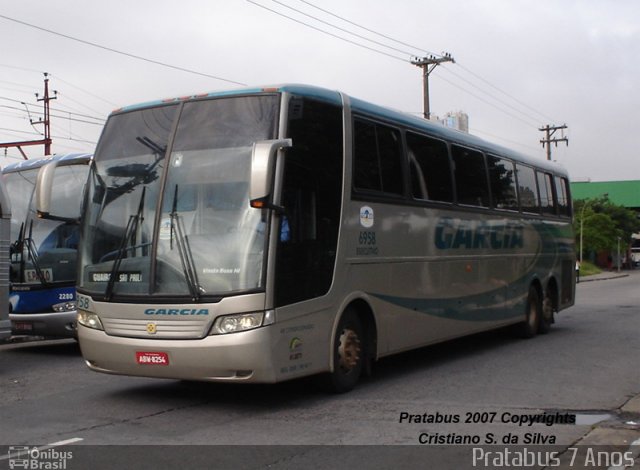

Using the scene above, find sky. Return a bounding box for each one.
[0,0,638,182]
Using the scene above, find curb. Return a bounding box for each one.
[577,273,629,283]
[554,395,640,469]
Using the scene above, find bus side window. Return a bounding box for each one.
[554,176,571,217]
[452,145,490,207]
[537,171,556,215]
[353,119,404,196]
[407,132,454,203]
[516,164,540,214]
[487,155,518,211]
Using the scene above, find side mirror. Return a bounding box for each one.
[249,139,292,209]
[35,161,79,223]
[35,160,59,219]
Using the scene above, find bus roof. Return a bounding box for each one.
[2,152,93,174]
[112,84,568,177]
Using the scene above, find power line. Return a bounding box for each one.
[539,124,568,161]
[50,74,119,108]
[271,0,416,57]
[411,54,455,119]
[0,127,96,145]
[0,102,105,125]
[265,1,561,134]
[0,63,43,74]
[439,66,541,127]
[295,0,438,57]
[246,0,407,62]
[454,63,559,124]
[0,14,247,86]
[297,1,553,124]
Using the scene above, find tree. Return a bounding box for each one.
[574,196,640,261]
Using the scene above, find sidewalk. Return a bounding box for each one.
[578,270,630,283]
[554,395,640,469]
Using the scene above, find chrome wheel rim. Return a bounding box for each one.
[337,328,361,373]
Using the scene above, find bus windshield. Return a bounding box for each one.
[78,95,279,299]
[5,162,88,286]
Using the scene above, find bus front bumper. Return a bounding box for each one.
[78,324,278,383]
[10,311,78,338]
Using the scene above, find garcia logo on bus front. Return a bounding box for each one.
[144,308,209,315]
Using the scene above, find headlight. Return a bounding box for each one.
[211,310,274,335]
[77,311,104,331]
[52,301,77,313]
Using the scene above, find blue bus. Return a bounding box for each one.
[3,153,92,338]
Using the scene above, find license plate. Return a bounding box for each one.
[13,321,33,332]
[25,268,53,283]
[135,352,169,366]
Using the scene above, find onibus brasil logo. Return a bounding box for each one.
[7,445,73,469]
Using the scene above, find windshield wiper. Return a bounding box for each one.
[11,222,26,283]
[105,186,146,301]
[136,136,166,156]
[170,184,203,301]
[23,220,49,286]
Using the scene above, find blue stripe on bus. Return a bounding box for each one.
[369,291,523,322]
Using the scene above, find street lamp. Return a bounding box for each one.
[579,202,589,266]
[617,237,621,272]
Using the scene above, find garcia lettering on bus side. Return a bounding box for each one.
[435,217,524,250]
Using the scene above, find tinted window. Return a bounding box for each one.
[407,132,454,202]
[537,171,556,215]
[487,155,518,211]
[555,176,571,217]
[516,164,540,213]
[452,145,489,207]
[353,119,403,195]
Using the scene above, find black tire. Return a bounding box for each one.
[518,285,541,339]
[324,309,365,393]
[538,290,554,334]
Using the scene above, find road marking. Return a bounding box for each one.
[0,437,83,460]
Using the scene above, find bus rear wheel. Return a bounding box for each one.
[519,285,541,338]
[539,290,554,334]
[325,309,365,393]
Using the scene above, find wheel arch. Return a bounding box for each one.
[544,275,560,312]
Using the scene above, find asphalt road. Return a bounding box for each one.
[1,271,639,469]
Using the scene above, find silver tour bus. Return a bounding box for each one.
[4,153,92,338]
[50,85,574,392]
[0,175,11,341]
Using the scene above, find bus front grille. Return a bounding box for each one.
[101,317,210,339]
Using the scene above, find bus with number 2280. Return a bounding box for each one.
[39,85,575,392]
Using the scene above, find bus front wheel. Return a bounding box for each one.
[324,309,365,393]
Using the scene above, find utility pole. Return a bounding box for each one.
[539,124,568,161]
[35,72,57,156]
[0,72,57,159]
[411,53,454,120]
